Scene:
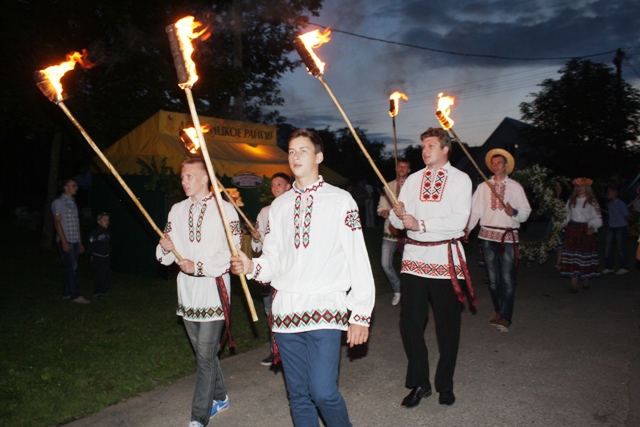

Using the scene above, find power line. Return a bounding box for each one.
[308,22,620,62]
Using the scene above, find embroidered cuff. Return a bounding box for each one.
[350,313,371,326]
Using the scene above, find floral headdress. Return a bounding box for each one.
[572,177,593,186]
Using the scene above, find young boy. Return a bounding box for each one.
[231,128,375,426]
[89,212,112,297]
[602,186,631,275]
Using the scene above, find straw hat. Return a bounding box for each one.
[485,148,515,175]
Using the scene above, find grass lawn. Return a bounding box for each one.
[0,221,392,427]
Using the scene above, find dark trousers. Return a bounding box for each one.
[57,241,81,299]
[93,255,111,295]
[400,274,461,393]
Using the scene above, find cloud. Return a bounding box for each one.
[391,0,638,68]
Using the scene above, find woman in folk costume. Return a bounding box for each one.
[560,177,602,293]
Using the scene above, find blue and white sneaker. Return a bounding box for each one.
[210,395,230,418]
[187,421,203,427]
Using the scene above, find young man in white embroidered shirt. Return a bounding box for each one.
[231,128,375,427]
[156,158,241,427]
[390,127,474,408]
[250,172,292,367]
[465,149,531,333]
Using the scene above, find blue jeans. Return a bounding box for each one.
[481,239,516,324]
[604,226,629,270]
[275,329,351,427]
[381,239,401,293]
[57,241,81,300]
[183,319,226,426]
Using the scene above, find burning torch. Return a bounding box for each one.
[435,93,507,208]
[166,16,258,322]
[34,50,183,261]
[294,29,399,204]
[389,91,408,177]
[180,125,263,244]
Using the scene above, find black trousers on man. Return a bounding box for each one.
[400,274,462,393]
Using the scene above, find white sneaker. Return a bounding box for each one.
[71,296,90,304]
[601,269,614,274]
[188,422,203,427]
[615,269,629,275]
[391,293,401,306]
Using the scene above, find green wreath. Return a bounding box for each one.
[511,165,568,264]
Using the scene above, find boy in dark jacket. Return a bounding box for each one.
[89,212,112,297]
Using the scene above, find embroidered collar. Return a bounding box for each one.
[293,175,324,194]
[191,192,214,206]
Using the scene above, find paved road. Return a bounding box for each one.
[67,238,640,427]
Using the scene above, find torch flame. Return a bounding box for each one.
[298,29,331,75]
[389,91,408,117]
[36,49,95,102]
[173,16,210,88]
[435,92,455,130]
[181,124,211,154]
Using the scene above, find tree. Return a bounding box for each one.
[519,58,640,179]
[0,0,322,208]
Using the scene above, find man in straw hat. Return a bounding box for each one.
[465,148,531,333]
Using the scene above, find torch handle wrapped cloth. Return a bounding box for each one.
[294,38,322,78]
[166,24,192,88]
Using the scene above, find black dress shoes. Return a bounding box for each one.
[401,386,432,408]
[439,390,456,405]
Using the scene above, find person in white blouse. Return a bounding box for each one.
[560,177,602,293]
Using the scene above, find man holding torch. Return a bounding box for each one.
[465,149,531,333]
[231,129,375,426]
[156,158,241,427]
[390,127,474,408]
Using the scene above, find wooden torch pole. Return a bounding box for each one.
[183,88,258,322]
[317,76,398,205]
[56,101,183,260]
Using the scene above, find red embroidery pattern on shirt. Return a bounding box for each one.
[401,260,463,278]
[253,263,262,281]
[420,169,448,203]
[294,193,314,248]
[177,304,224,320]
[164,221,172,234]
[490,182,506,211]
[230,220,241,236]
[352,314,371,325]
[195,261,204,276]
[344,210,362,231]
[188,203,207,242]
[273,309,349,329]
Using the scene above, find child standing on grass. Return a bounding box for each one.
[89,212,112,297]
